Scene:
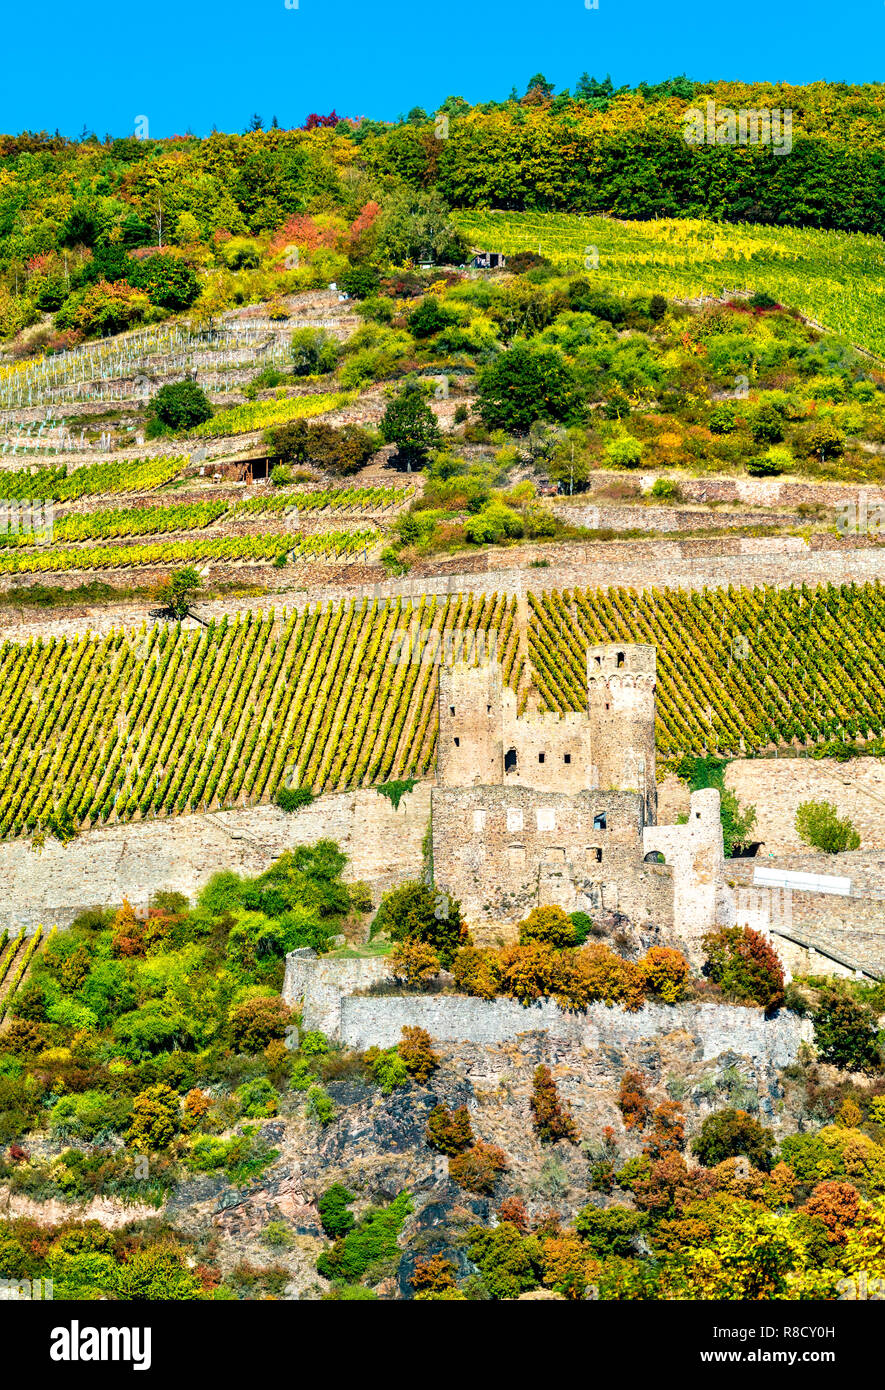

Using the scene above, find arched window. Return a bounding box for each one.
[644,850,665,864]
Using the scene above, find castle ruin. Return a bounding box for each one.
[432,644,727,960]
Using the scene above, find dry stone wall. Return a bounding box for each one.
[339,995,812,1061]
[724,756,885,853]
[0,784,430,930]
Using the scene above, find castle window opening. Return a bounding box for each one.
[644,850,665,864]
[454,737,460,747]
[616,651,625,667]
[593,812,607,830]
[450,705,455,716]
[594,655,601,667]
[538,752,545,764]
[564,753,571,764]
[504,748,518,773]
[588,846,602,863]
[605,702,610,711]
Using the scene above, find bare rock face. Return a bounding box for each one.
[154,1016,809,1298]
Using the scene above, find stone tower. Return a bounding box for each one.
[586,643,657,824]
[437,660,503,787]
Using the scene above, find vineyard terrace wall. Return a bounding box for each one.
[0,785,430,931]
[5,533,885,645]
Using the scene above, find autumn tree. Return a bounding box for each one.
[398,1026,439,1083]
[390,940,440,987]
[449,1141,508,1194]
[618,1071,651,1131]
[531,1065,579,1143]
[425,1104,473,1155]
[691,1108,776,1171]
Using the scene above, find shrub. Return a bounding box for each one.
[531,1064,579,1143]
[236,1077,279,1118]
[318,1183,356,1238]
[4,1020,46,1056]
[642,1102,686,1159]
[813,988,881,1072]
[131,254,199,309]
[691,1108,776,1170]
[566,943,647,1011]
[518,905,575,949]
[261,1221,295,1250]
[569,911,595,945]
[702,925,785,1011]
[408,296,454,338]
[709,403,738,434]
[341,263,381,299]
[803,1181,861,1243]
[390,939,440,987]
[126,1083,180,1152]
[290,327,340,376]
[466,1222,540,1300]
[306,1085,336,1125]
[618,1071,651,1131]
[449,1141,508,1194]
[230,997,292,1051]
[641,946,690,1003]
[316,1192,413,1284]
[796,800,861,853]
[267,419,376,475]
[398,1026,438,1083]
[575,1203,648,1255]
[800,420,845,462]
[371,880,466,969]
[146,381,212,433]
[749,403,784,445]
[273,785,314,812]
[365,1047,410,1094]
[498,1196,530,1231]
[496,941,569,1004]
[604,432,643,468]
[300,1030,329,1056]
[451,947,499,1000]
[425,1104,473,1155]
[410,1253,457,1293]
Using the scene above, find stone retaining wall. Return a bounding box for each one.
[339,995,812,1060]
[0,784,430,930]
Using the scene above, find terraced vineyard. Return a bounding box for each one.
[0,529,378,575]
[234,485,414,516]
[0,455,188,500]
[2,578,885,840]
[0,593,521,838]
[454,211,885,358]
[191,390,356,437]
[1,501,229,546]
[529,581,885,756]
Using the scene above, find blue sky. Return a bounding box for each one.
[1,0,879,138]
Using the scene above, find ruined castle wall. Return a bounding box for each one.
[340,995,812,1062]
[0,784,430,929]
[724,757,885,853]
[643,789,728,960]
[431,784,674,927]
[283,949,394,1035]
